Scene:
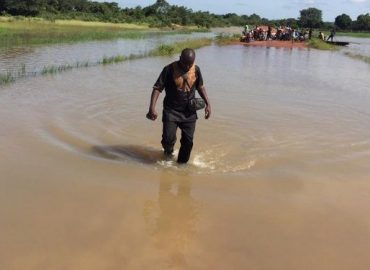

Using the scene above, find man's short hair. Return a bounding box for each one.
[180,48,195,64]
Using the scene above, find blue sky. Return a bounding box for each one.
[98,0,370,21]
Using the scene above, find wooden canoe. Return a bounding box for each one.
[325,41,349,46]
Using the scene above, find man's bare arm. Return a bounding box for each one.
[198,86,211,119]
[146,88,161,121]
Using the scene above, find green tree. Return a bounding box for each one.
[248,13,262,25]
[143,0,170,16]
[75,0,90,12]
[335,14,352,29]
[57,0,76,12]
[45,0,59,13]
[0,0,6,12]
[299,7,323,28]
[4,0,47,15]
[355,13,370,31]
[223,13,243,25]
[124,6,145,21]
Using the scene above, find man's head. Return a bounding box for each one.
[179,48,195,72]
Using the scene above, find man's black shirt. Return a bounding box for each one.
[153,61,204,122]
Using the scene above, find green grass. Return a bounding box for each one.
[0,20,145,47]
[149,38,212,56]
[0,16,209,48]
[214,33,240,45]
[307,38,337,50]
[42,63,78,75]
[99,55,126,65]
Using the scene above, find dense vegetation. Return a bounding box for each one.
[0,0,369,31]
[334,13,370,31]
[0,0,268,28]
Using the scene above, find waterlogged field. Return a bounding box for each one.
[0,36,213,84]
[0,17,214,85]
[0,17,149,47]
[0,16,208,48]
[1,31,370,269]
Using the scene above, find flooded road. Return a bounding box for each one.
[1,43,370,269]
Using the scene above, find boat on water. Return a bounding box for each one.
[325,41,349,46]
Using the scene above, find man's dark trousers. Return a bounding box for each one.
[161,121,196,163]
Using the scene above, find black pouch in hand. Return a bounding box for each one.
[182,74,206,112]
[188,98,206,112]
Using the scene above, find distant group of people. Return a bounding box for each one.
[241,25,313,43]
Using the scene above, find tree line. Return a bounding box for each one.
[0,0,369,31]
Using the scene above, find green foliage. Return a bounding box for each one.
[0,0,6,12]
[321,21,335,29]
[100,55,126,64]
[299,7,323,28]
[353,13,370,31]
[149,38,212,56]
[0,0,265,28]
[270,18,299,28]
[0,19,161,47]
[307,38,336,50]
[1,0,370,32]
[3,0,47,16]
[214,33,240,45]
[335,14,352,30]
[151,44,175,55]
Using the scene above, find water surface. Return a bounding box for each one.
[0,31,214,75]
[1,42,370,269]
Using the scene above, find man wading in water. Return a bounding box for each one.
[146,48,211,164]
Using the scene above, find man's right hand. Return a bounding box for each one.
[146,109,158,121]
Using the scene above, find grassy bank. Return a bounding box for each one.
[214,33,240,45]
[307,38,336,50]
[0,18,146,47]
[149,38,212,56]
[0,16,208,47]
[0,38,213,85]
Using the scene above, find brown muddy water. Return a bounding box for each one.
[1,44,370,270]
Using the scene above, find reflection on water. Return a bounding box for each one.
[92,145,164,164]
[144,172,198,268]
